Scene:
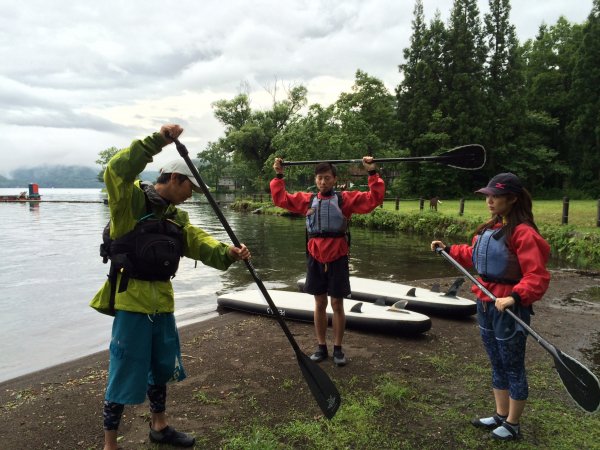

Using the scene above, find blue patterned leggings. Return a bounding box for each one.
[480,328,528,400]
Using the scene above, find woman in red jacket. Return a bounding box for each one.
[431,173,550,441]
[271,157,384,367]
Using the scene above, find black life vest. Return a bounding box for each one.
[99,186,185,314]
[100,216,184,282]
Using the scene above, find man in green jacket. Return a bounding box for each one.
[90,124,250,450]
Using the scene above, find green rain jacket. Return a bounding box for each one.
[90,132,235,315]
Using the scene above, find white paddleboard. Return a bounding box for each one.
[297,277,476,317]
[217,289,431,335]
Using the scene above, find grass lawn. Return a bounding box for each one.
[381,198,600,233]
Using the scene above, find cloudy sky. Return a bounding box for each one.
[0,0,593,176]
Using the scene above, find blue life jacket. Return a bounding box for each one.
[472,227,522,284]
[306,191,347,238]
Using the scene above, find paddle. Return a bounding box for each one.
[281,144,486,170]
[170,135,341,419]
[435,247,600,413]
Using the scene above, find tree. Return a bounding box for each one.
[211,84,308,191]
[95,146,120,182]
[335,69,399,155]
[396,3,452,196]
[197,142,231,192]
[270,104,341,189]
[567,0,600,195]
[483,0,526,175]
[442,0,487,148]
[271,71,399,191]
[522,18,584,191]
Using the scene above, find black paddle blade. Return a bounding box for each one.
[553,349,600,413]
[297,353,341,419]
[439,144,486,170]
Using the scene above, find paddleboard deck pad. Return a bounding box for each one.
[217,289,431,335]
[297,277,476,317]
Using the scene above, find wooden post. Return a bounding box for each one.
[597,199,600,227]
[419,198,424,211]
[395,196,400,211]
[562,197,569,225]
[459,198,465,216]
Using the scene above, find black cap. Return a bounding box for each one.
[475,172,523,195]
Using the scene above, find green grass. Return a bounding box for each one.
[219,357,600,449]
[381,198,600,232]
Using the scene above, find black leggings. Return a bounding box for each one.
[103,384,167,430]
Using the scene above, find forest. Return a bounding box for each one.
[196,0,600,199]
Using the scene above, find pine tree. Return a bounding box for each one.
[442,0,487,147]
[567,0,600,195]
[483,0,525,175]
[397,2,453,196]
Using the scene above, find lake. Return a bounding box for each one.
[0,187,467,382]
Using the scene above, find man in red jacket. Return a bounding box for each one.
[271,157,385,366]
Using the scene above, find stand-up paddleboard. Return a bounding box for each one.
[297,277,476,317]
[217,289,431,335]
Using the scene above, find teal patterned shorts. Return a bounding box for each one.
[105,310,186,405]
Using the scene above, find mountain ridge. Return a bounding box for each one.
[0,165,159,188]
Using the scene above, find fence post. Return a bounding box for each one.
[597,199,600,227]
[395,196,400,211]
[419,198,424,211]
[459,198,465,216]
[562,197,569,225]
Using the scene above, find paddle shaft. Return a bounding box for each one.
[436,248,559,357]
[171,136,341,418]
[171,137,301,352]
[280,144,485,169]
[282,155,458,166]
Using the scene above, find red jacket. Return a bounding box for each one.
[450,223,551,306]
[270,174,385,263]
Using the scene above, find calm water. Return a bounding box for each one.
[0,188,473,382]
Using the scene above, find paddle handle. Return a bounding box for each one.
[435,248,559,358]
[171,136,302,354]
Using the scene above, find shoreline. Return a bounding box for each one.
[3,270,599,393]
[0,311,245,393]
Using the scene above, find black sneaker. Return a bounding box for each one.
[333,350,347,367]
[149,425,195,447]
[310,349,328,362]
[491,421,521,440]
[471,413,505,430]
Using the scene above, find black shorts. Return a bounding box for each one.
[303,254,351,298]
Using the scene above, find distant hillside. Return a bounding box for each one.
[0,166,159,188]
[0,165,102,188]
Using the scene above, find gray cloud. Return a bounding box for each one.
[0,0,593,175]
